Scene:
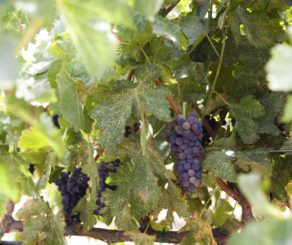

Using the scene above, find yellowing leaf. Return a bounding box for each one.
[19,127,49,151]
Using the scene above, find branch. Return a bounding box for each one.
[0,219,229,245]
[0,200,23,233]
[127,69,135,81]
[164,0,181,16]
[216,177,253,224]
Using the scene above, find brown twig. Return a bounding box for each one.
[0,219,228,245]
[0,201,23,233]
[216,177,253,224]
[127,69,135,81]
[94,149,104,162]
[165,0,181,16]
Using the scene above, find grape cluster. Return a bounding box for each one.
[94,159,121,215]
[55,168,89,223]
[124,122,141,137]
[164,113,204,193]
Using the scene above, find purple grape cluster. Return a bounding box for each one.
[94,159,121,215]
[164,113,204,193]
[124,122,141,137]
[55,168,89,223]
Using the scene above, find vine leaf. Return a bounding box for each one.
[103,155,162,223]
[258,93,286,135]
[56,0,132,75]
[231,96,265,144]
[204,151,238,182]
[19,127,50,152]
[228,219,292,245]
[0,156,21,206]
[5,97,65,158]
[235,9,284,47]
[212,199,233,227]
[125,230,156,245]
[179,13,208,47]
[91,82,170,148]
[57,70,91,131]
[152,16,187,49]
[266,27,292,91]
[17,199,66,245]
[238,173,282,218]
[133,0,164,18]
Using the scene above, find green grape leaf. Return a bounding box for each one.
[18,127,49,152]
[103,155,162,221]
[266,42,292,92]
[258,93,286,135]
[282,95,292,122]
[114,205,139,230]
[17,199,66,245]
[212,199,233,227]
[158,181,191,222]
[152,16,187,49]
[135,64,161,83]
[57,0,127,75]
[234,149,272,177]
[270,155,292,200]
[179,13,208,47]
[232,96,265,144]
[132,0,164,18]
[56,70,91,130]
[204,151,238,182]
[238,173,282,218]
[91,89,134,148]
[235,9,284,47]
[228,219,292,245]
[182,219,217,245]
[0,156,21,202]
[91,82,170,148]
[74,195,97,230]
[125,230,156,245]
[5,97,65,158]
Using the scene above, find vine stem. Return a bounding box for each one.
[0,218,228,245]
[202,1,230,118]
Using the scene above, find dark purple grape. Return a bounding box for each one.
[28,164,35,174]
[133,122,141,133]
[52,114,60,129]
[188,169,195,176]
[55,168,89,223]
[183,163,191,171]
[182,122,190,129]
[124,122,141,137]
[175,137,183,145]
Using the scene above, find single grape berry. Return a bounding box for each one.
[164,113,204,194]
[28,164,35,174]
[55,168,89,223]
[52,114,60,129]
